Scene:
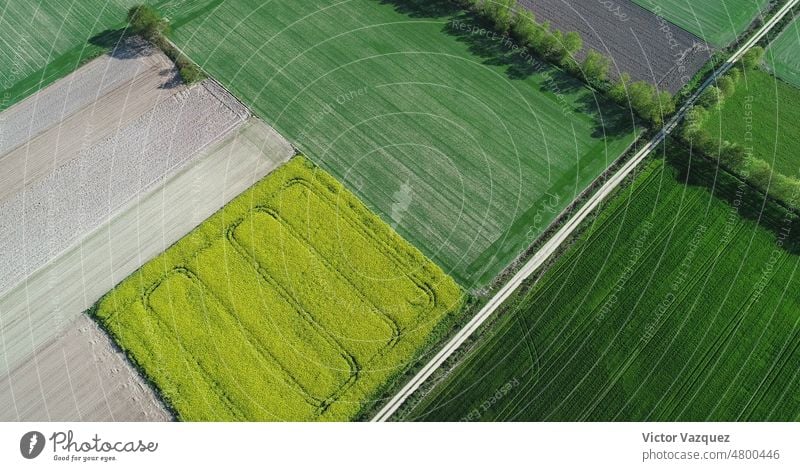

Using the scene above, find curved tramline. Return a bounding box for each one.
[93,156,463,421]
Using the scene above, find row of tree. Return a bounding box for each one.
[681,46,800,208]
[127,5,204,84]
[451,0,675,125]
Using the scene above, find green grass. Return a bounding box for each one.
[93,156,463,421]
[702,67,800,176]
[161,0,639,288]
[0,0,146,110]
[631,0,768,47]
[766,16,800,88]
[408,148,800,421]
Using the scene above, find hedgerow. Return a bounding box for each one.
[449,0,674,125]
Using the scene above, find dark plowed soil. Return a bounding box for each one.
[518,0,713,92]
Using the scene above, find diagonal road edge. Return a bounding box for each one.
[372,0,800,422]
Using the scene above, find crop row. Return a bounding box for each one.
[410,151,800,421]
[94,157,463,421]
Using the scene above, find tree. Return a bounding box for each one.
[628,80,657,121]
[562,31,582,56]
[696,85,723,108]
[127,5,167,40]
[719,140,746,170]
[682,106,709,142]
[582,50,611,83]
[727,66,741,83]
[511,9,537,46]
[545,30,567,61]
[609,72,632,104]
[746,157,773,189]
[717,75,736,97]
[656,90,675,117]
[741,46,764,69]
[481,0,516,33]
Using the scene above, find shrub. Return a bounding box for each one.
[582,50,611,83]
[718,140,746,170]
[127,5,166,40]
[609,72,631,104]
[696,85,723,108]
[746,157,773,189]
[179,63,204,84]
[511,9,537,46]
[717,75,736,97]
[741,46,765,70]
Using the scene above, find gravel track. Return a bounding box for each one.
[0,118,293,420]
[518,0,713,92]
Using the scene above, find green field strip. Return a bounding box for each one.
[411,153,800,421]
[766,15,800,88]
[703,67,800,177]
[521,160,685,307]
[577,219,749,421]
[515,210,713,421]
[660,282,777,421]
[575,199,749,421]
[601,226,755,421]
[742,322,800,420]
[524,186,704,354]
[651,242,792,420]
[714,261,800,420]
[412,163,693,421]
[631,0,768,47]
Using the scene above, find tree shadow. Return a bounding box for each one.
[89,29,182,89]
[380,1,636,137]
[379,0,458,18]
[665,139,800,255]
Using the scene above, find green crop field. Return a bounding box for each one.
[0,0,143,110]
[766,16,800,88]
[408,148,800,421]
[632,0,768,47]
[702,67,800,176]
[93,157,463,421]
[161,0,639,288]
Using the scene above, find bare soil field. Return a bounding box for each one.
[0,39,155,157]
[0,315,169,421]
[0,118,293,420]
[518,0,713,92]
[0,44,249,297]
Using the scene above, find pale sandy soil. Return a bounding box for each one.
[0,119,293,420]
[0,45,249,296]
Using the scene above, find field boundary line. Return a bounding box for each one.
[371,0,800,422]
